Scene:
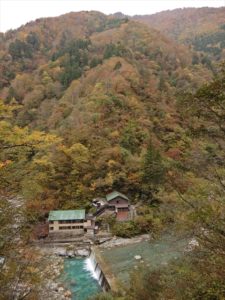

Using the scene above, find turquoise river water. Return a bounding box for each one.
[100,233,188,283]
[61,258,101,300]
[61,233,189,299]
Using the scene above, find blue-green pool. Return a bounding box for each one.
[61,258,101,300]
[61,234,189,298]
[100,234,188,283]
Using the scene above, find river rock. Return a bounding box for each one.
[55,249,67,256]
[0,256,5,265]
[67,250,74,257]
[134,255,142,260]
[70,280,76,287]
[185,238,199,252]
[64,290,72,298]
[50,282,58,290]
[75,249,89,257]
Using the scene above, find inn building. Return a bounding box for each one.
[47,191,134,237]
[48,209,95,235]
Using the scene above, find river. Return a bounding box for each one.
[61,233,189,299]
[61,258,101,300]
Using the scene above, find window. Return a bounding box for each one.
[108,206,115,211]
[118,207,128,211]
[72,226,83,229]
[50,227,54,230]
[59,220,70,224]
[49,221,54,224]
[58,220,84,224]
[59,226,72,230]
[71,219,84,223]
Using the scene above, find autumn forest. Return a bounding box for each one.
[0,7,225,300]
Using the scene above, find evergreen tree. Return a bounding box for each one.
[142,142,165,187]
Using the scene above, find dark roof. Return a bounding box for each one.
[106,191,129,202]
[48,210,85,221]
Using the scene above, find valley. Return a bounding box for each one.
[0,6,225,300]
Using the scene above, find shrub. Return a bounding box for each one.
[112,221,141,238]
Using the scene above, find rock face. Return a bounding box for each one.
[0,256,5,265]
[185,238,199,252]
[67,250,74,258]
[36,245,90,299]
[38,255,70,300]
[64,290,72,298]
[75,249,90,257]
[52,247,90,257]
[99,234,150,249]
[55,249,67,256]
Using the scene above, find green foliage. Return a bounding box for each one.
[112,221,141,238]
[102,206,163,238]
[52,39,90,88]
[90,292,124,300]
[192,30,225,58]
[90,57,103,68]
[220,24,225,30]
[26,32,40,50]
[113,61,122,70]
[103,43,128,59]
[120,121,147,154]
[9,39,33,60]
[96,17,128,33]
[141,142,165,187]
[2,11,225,300]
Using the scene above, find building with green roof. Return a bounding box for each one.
[48,210,85,221]
[48,209,95,236]
[93,191,131,222]
[106,191,129,202]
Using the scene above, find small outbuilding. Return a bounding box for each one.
[106,191,130,221]
[94,191,131,221]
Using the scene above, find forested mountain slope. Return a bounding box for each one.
[134,7,225,62]
[1,10,225,299]
[0,11,214,211]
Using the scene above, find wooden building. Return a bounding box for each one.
[106,191,130,221]
[48,209,95,236]
[94,191,131,221]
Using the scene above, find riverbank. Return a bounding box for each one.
[98,234,151,249]
[34,243,97,300]
[36,250,72,300]
[89,234,151,291]
[98,233,190,284]
[34,234,150,297]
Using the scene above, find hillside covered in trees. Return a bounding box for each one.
[134,7,225,63]
[0,9,225,299]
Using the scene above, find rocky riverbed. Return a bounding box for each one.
[35,234,151,299]
[36,245,91,300]
[38,255,69,300]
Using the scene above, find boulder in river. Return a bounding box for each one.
[55,248,67,256]
[70,280,76,287]
[75,249,90,257]
[67,250,74,257]
[64,290,72,298]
